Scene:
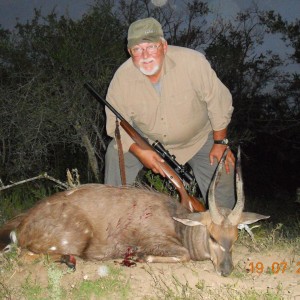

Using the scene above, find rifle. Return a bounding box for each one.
[84,82,205,212]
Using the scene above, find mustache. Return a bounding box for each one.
[139,58,155,63]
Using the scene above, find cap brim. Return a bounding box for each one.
[127,35,162,48]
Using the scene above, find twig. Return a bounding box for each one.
[0,173,69,191]
[66,168,80,188]
[8,269,17,281]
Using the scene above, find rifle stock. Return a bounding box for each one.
[84,82,205,212]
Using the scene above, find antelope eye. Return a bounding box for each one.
[209,235,218,244]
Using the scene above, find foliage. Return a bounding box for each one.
[260,10,300,63]
[0,184,52,225]
[144,170,173,195]
[0,1,127,183]
[142,169,202,201]
[0,1,299,198]
[205,10,283,142]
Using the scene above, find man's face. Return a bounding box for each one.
[129,41,167,77]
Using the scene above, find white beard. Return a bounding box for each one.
[138,58,160,76]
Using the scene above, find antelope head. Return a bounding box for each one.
[175,147,269,276]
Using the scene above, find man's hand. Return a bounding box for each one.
[129,143,166,177]
[209,145,235,174]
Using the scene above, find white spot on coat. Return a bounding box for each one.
[10,231,17,244]
[146,256,154,263]
[61,239,68,246]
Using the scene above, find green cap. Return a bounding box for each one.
[127,17,164,48]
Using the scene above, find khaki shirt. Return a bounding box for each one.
[106,45,233,164]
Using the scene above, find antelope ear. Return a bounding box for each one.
[173,211,211,227]
[239,212,270,225]
[173,217,202,226]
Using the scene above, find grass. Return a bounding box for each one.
[0,183,54,225]
[237,219,300,254]
[141,270,287,300]
[47,263,66,300]
[0,258,131,300]
[21,277,45,300]
[70,266,130,300]
[0,223,298,300]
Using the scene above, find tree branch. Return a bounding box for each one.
[0,173,69,191]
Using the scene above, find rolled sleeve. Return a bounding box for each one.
[207,78,234,131]
[192,55,234,131]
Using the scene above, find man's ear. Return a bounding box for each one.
[163,41,168,54]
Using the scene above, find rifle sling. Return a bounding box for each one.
[115,118,127,185]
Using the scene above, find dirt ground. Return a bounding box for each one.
[1,243,300,299]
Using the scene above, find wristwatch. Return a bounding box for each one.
[214,138,229,145]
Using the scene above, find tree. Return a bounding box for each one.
[256,11,300,195]
[0,1,127,183]
[117,0,210,49]
[0,1,298,198]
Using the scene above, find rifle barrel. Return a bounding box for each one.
[84,82,125,121]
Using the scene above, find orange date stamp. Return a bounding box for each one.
[248,261,300,274]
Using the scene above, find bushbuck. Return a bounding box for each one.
[0,148,269,276]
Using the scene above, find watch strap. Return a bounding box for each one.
[214,138,229,145]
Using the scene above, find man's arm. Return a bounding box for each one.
[209,128,235,174]
[190,54,234,173]
[129,143,166,177]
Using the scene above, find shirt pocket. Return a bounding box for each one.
[170,89,204,125]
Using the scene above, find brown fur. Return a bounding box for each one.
[0,184,190,262]
[0,183,268,276]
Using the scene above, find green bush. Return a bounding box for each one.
[0,183,55,225]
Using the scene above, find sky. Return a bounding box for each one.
[0,0,299,72]
[0,0,90,30]
[210,0,300,21]
[0,0,299,31]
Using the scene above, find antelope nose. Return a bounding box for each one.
[221,268,233,277]
[220,258,234,277]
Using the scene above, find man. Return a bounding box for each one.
[104,17,235,208]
